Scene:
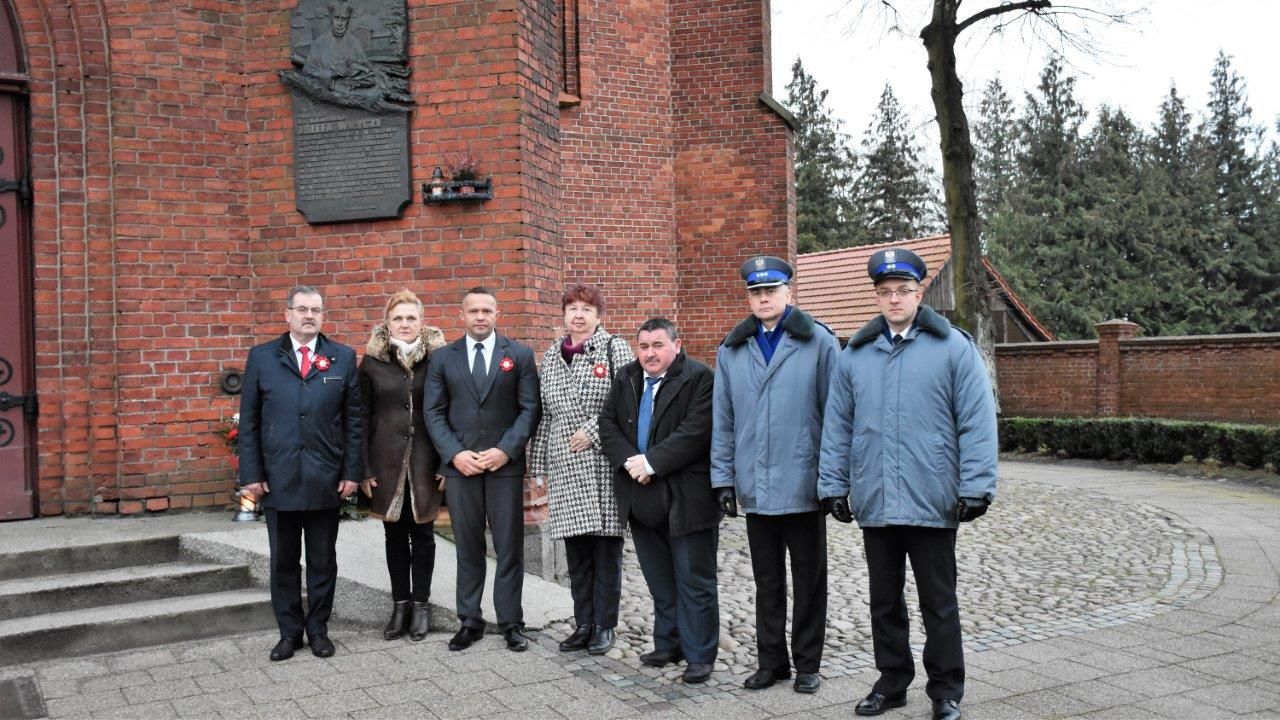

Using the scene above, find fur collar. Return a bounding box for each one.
[722,306,817,347]
[365,324,446,367]
[849,305,951,348]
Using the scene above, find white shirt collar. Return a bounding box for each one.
[291,336,317,354]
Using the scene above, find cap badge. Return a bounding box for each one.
[754,257,767,270]
[885,250,897,262]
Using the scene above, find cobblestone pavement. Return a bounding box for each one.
[4,460,1279,719]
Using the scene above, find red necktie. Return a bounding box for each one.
[299,346,312,376]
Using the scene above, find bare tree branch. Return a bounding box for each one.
[957,0,1051,35]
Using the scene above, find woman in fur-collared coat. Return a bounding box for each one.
[358,290,447,642]
[529,283,635,656]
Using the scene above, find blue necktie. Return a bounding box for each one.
[636,376,660,452]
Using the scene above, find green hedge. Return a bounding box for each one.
[999,417,1280,472]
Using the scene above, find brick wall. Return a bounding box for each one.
[997,321,1280,425]
[13,0,790,515]
[672,0,794,363]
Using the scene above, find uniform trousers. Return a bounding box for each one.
[384,482,435,603]
[448,471,524,629]
[745,510,827,674]
[265,507,340,642]
[564,534,624,629]
[863,526,963,702]
[629,519,720,664]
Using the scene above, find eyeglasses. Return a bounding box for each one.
[875,288,920,299]
[289,306,325,315]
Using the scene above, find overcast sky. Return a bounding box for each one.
[771,1,1279,149]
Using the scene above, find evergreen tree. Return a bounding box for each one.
[1145,86,1249,334]
[973,78,1019,220]
[987,56,1095,338]
[784,58,858,254]
[850,84,940,246]
[1201,51,1277,330]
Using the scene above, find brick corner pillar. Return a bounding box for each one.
[1094,319,1140,416]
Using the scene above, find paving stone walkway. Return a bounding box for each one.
[3,460,1279,719]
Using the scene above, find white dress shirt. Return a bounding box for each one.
[640,373,665,475]
[291,336,318,370]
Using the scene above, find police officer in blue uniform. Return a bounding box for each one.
[712,256,840,694]
[818,248,998,720]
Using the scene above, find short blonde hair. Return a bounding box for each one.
[384,289,423,319]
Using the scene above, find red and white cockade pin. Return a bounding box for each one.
[499,357,515,372]
[592,363,608,378]
[314,355,331,371]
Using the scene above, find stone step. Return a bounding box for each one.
[0,561,253,621]
[0,589,274,665]
[0,537,180,581]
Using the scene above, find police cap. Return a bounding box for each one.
[867,248,927,283]
[741,256,793,288]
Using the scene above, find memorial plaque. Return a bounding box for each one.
[279,0,415,224]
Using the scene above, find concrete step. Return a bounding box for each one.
[0,537,180,580]
[0,561,252,621]
[0,589,274,665]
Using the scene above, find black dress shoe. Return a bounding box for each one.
[408,601,431,641]
[793,672,820,694]
[559,624,592,652]
[503,624,529,652]
[587,626,615,655]
[308,634,335,658]
[383,600,411,640]
[932,699,961,720]
[682,662,712,683]
[742,667,791,690]
[855,691,907,716]
[270,637,302,661]
[448,625,483,651]
[639,647,684,667]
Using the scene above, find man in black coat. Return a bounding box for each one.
[424,287,541,652]
[599,318,721,684]
[238,285,363,662]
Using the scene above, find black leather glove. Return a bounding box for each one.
[954,497,989,523]
[821,496,854,524]
[714,487,738,518]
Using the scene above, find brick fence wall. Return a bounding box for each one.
[997,320,1280,425]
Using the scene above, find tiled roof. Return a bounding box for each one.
[796,235,953,336]
[795,234,1055,341]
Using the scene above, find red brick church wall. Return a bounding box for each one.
[11,0,791,516]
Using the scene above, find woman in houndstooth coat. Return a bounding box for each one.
[530,284,635,656]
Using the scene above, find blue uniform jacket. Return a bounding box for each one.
[711,307,839,515]
[817,306,998,528]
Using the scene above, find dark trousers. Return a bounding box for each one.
[564,534,623,628]
[384,483,436,602]
[863,526,964,702]
[265,508,340,641]
[630,519,719,664]
[448,471,524,629]
[745,511,827,673]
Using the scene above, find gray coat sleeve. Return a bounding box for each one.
[496,344,541,461]
[817,348,855,501]
[709,344,736,490]
[952,340,999,502]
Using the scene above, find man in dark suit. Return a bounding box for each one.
[599,318,720,684]
[424,287,541,652]
[238,285,363,661]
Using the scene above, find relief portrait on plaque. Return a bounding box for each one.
[280,0,416,223]
[282,0,413,113]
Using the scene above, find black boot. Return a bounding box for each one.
[559,624,592,652]
[409,601,431,641]
[383,600,411,640]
